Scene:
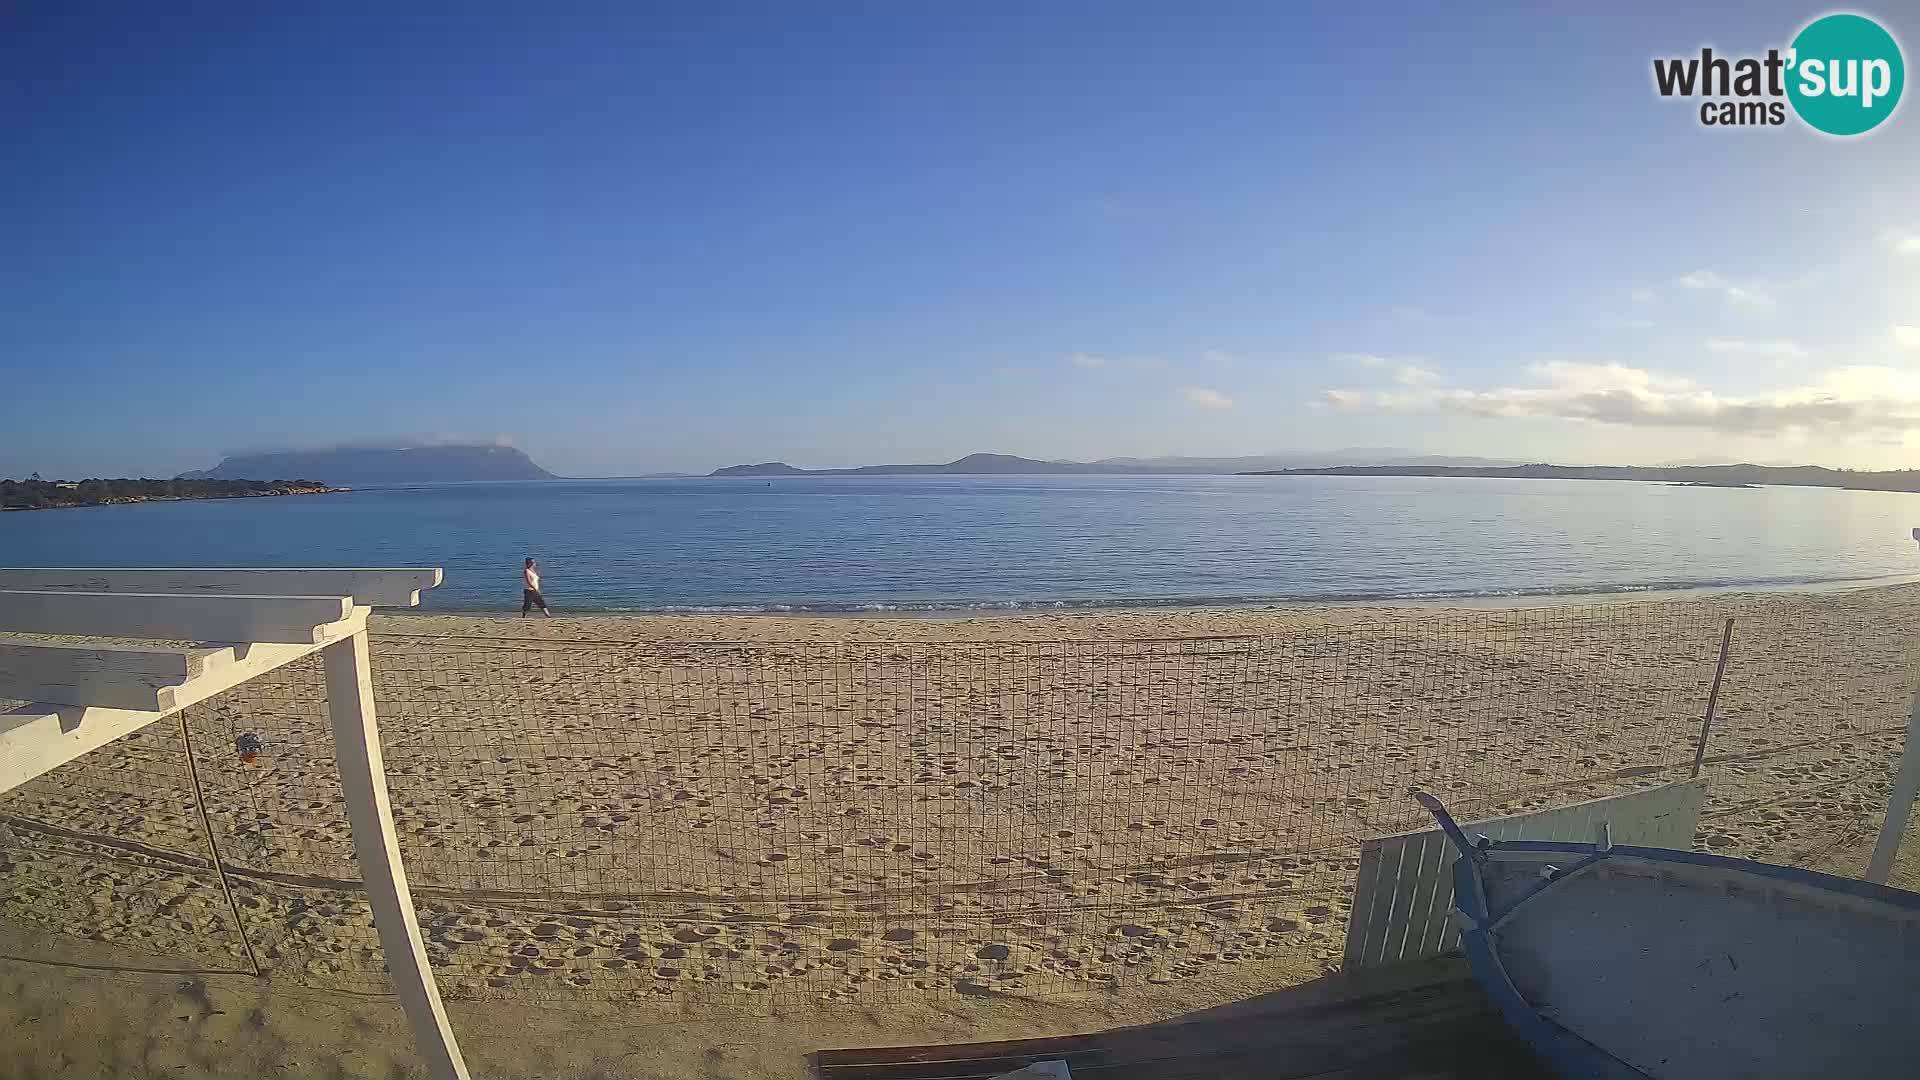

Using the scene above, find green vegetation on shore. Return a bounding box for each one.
[0,477,341,511]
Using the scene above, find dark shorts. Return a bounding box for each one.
[522,588,547,610]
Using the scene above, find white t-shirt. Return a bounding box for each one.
[523,566,541,591]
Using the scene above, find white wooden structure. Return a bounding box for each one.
[1342,781,1707,972]
[0,568,469,1080]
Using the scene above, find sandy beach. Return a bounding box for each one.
[3,586,1919,1078]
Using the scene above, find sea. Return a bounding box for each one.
[4,475,1918,613]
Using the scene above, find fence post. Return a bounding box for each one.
[177,710,262,977]
[1866,686,1920,885]
[323,629,471,1080]
[1691,617,1735,779]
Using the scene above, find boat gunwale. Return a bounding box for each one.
[1448,837,1920,1077]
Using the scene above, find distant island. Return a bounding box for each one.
[1245,463,1920,493]
[711,450,1522,477]
[1,477,340,511]
[180,444,557,486]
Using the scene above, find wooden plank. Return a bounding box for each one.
[1341,842,1385,967]
[0,616,360,794]
[1382,831,1444,966]
[1357,834,1410,969]
[0,568,442,608]
[0,590,354,644]
[1393,830,1448,965]
[0,638,233,711]
[1653,783,1704,848]
[323,630,470,1080]
[1413,833,1459,958]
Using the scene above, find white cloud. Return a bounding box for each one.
[1630,287,1657,305]
[1202,349,1237,368]
[1323,360,1920,436]
[1896,326,1920,349]
[1337,353,1443,386]
[1180,386,1234,409]
[1605,317,1656,330]
[1884,229,1920,255]
[1392,362,1444,386]
[1678,270,1774,310]
[1706,338,1807,359]
[1067,352,1166,372]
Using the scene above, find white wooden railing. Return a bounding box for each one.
[0,568,470,1080]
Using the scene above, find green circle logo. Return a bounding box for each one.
[1787,13,1904,135]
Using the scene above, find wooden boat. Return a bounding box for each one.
[1415,792,1920,1079]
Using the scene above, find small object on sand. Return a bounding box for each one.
[234,732,264,765]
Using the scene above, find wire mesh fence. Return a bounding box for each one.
[1688,593,1917,875]
[184,652,390,992]
[357,606,1730,1004]
[0,704,255,974]
[1,595,1915,1007]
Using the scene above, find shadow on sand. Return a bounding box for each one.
[810,957,1549,1079]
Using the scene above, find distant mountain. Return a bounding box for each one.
[713,462,811,476]
[180,445,557,485]
[714,453,1103,476]
[1654,456,1800,468]
[1094,452,1523,472]
[1246,462,1920,493]
[710,450,1523,477]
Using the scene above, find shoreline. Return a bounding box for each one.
[0,485,345,512]
[383,572,1920,624]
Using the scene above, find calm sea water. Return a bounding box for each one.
[4,476,1918,612]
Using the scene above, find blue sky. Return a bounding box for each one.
[4,2,1917,478]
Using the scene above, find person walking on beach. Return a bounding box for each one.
[521,557,552,617]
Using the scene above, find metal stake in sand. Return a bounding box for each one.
[1690,617,1734,780]
[1867,683,1920,884]
[177,709,263,978]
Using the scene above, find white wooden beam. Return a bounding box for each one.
[0,591,355,644]
[0,610,364,795]
[0,568,443,608]
[323,630,470,1080]
[0,637,236,711]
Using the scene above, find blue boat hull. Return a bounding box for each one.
[1419,794,1920,1079]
